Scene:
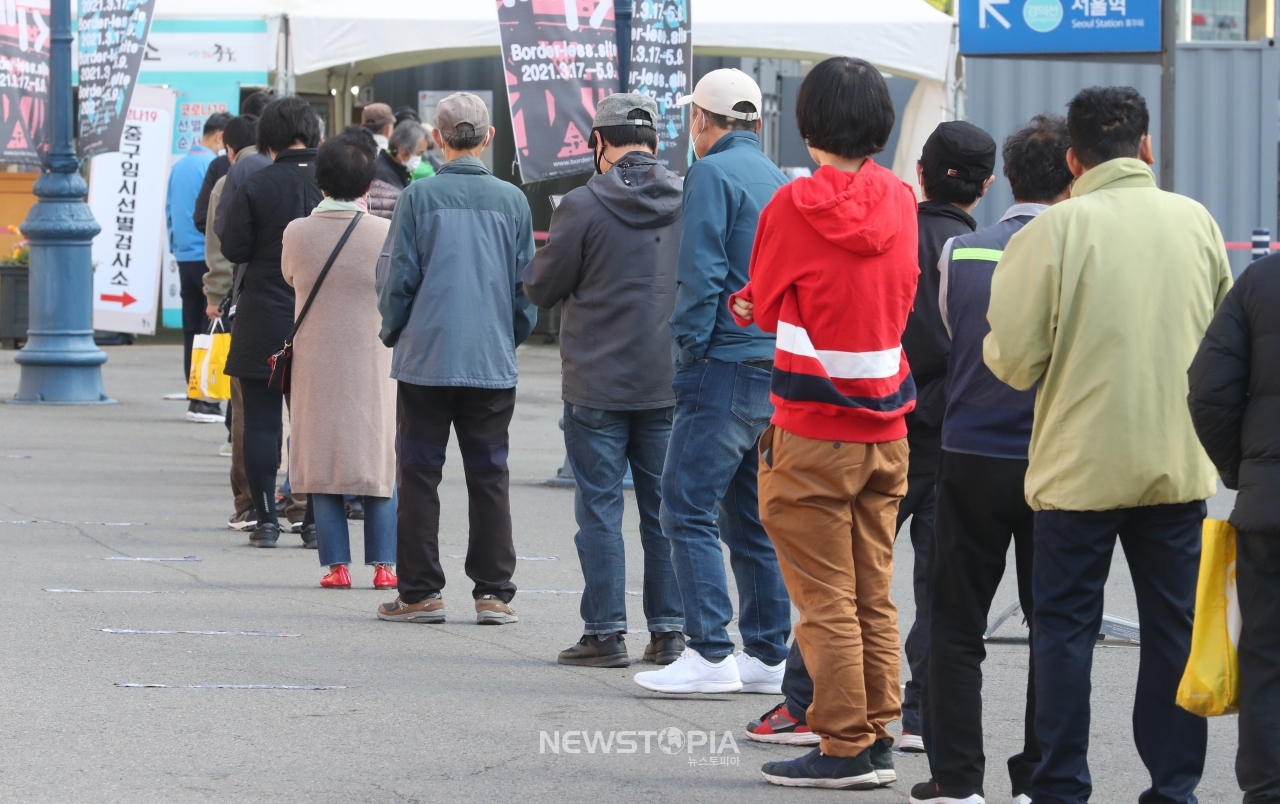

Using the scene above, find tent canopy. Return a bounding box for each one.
[154,0,954,84]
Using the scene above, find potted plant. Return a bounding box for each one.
[0,225,29,348]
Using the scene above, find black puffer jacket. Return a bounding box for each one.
[220,148,323,379]
[1188,256,1280,535]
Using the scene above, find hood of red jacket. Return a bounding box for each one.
[790,162,911,257]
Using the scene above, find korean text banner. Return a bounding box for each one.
[0,0,50,165]
[631,0,690,175]
[499,0,619,183]
[89,84,174,335]
[78,0,156,158]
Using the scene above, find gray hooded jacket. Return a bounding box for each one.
[524,150,683,410]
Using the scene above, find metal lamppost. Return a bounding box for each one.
[615,0,633,93]
[11,0,111,404]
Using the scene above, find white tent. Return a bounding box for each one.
[153,0,958,187]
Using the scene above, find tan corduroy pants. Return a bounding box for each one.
[758,425,908,757]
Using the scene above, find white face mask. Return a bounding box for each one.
[405,155,422,173]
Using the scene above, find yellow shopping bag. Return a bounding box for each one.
[186,320,232,401]
[1176,519,1241,716]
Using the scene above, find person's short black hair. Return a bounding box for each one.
[203,112,232,136]
[1067,86,1149,168]
[222,115,258,154]
[1003,115,1073,203]
[316,127,378,200]
[921,171,984,206]
[394,106,421,125]
[699,101,759,132]
[593,108,659,151]
[796,57,894,160]
[388,119,426,156]
[442,126,486,151]
[257,96,322,154]
[240,91,273,118]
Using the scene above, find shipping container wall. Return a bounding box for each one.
[964,41,1278,275]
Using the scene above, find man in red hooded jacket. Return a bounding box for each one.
[730,56,919,790]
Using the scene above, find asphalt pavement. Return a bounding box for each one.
[0,343,1241,803]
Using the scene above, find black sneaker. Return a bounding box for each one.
[642,631,685,664]
[185,399,225,423]
[300,524,317,549]
[345,498,365,520]
[908,780,985,803]
[761,746,880,789]
[557,634,630,667]
[870,736,896,785]
[249,522,280,548]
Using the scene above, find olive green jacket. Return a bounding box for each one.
[202,174,234,308]
[983,158,1232,511]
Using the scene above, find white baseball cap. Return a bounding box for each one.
[676,69,762,121]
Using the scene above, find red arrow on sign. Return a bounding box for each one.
[99,292,137,306]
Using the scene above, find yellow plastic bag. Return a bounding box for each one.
[187,320,232,401]
[1176,519,1241,716]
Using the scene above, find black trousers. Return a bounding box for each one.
[1237,531,1280,803]
[239,377,284,526]
[178,260,208,384]
[923,450,1038,796]
[1030,502,1207,804]
[396,383,517,604]
[780,466,935,728]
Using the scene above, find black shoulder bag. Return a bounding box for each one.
[267,212,363,394]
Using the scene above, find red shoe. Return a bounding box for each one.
[320,565,351,588]
[745,701,821,745]
[373,564,398,590]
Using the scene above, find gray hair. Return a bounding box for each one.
[388,119,426,155]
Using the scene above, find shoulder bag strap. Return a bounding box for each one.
[285,211,363,345]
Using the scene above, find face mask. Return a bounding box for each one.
[405,155,422,173]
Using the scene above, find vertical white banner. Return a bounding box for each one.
[89,84,175,335]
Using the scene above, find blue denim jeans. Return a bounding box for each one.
[563,403,684,636]
[660,359,791,664]
[312,491,398,568]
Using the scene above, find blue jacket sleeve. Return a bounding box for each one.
[512,202,538,346]
[378,190,423,347]
[671,161,735,367]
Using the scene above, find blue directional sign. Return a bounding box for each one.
[960,0,1162,55]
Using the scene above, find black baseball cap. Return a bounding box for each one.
[920,121,996,183]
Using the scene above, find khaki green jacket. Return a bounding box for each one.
[202,174,233,307]
[983,158,1232,511]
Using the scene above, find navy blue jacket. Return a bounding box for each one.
[670,131,785,367]
[939,204,1044,460]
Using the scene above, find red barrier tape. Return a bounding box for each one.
[1225,242,1279,251]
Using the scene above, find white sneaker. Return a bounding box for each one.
[634,647,743,693]
[218,442,233,457]
[898,732,925,752]
[1012,796,1031,804]
[736,652,784,693]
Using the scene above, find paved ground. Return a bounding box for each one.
[0,343,1241,803]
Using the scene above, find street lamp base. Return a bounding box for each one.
[10,362,114,404]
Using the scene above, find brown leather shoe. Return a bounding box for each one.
[475,594,518,625]
[376,595,444,623]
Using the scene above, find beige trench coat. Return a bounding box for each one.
[282,210,396,497]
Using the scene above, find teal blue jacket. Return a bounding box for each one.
[377,157,537,388]
[670,131,785,367]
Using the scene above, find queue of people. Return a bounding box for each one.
[170,65,1276,804]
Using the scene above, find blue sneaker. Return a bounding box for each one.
[761,746,880,789]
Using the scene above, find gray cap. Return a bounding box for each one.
[434,92,490,139]
[593,93,659,129]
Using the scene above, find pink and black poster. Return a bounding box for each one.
[498,0,619,183]
[0,0,50,165]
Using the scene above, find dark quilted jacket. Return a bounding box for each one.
[1188,256,1280,535]
[368,179,401,220]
